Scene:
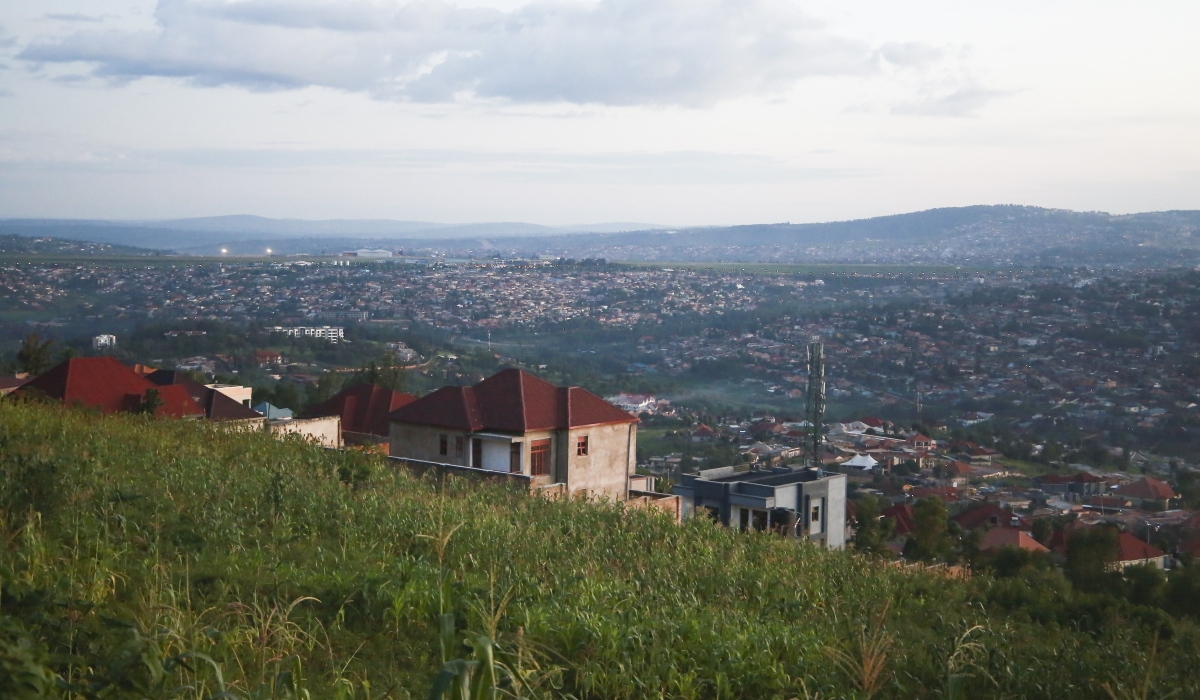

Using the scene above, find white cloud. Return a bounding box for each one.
[891,79,1011,118]
[18,0,882,106]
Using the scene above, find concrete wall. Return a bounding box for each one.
[268,416,342,448]
[390,420,636,501]
[391,423,472,466]
[563,422,636,502]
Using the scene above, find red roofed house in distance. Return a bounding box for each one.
[388,369,638,501]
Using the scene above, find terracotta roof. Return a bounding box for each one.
[146,370,261,422]
[979,528,1049,553]
[953,503,1032,531]
[15,357,203,418]
[299,383,416,437]
[391,369,636,433]
[882,503,916,536]
[1115,477,1177,502]
[1116,532,1167,562]
[0,375,29,394]
[691,424,717,437]
[944,460,973,475]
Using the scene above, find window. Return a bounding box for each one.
[439,434,448,456]
[530,439,551,476]
[455,436,464,458]
[811,506,821,523]
[576,435,589,456]
[509,443,522,473]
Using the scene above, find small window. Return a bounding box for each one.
[439,434,448,456]
[455,436,464,458]
[811,506,821,523]
[509,442,521,473]
[576,435,589,456]
[530,439,551,476]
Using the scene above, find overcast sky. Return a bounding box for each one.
[1,1,1197,224]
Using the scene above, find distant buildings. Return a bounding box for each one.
[270,326,344,342]
[92,334,117,349]
[342,249,394,259]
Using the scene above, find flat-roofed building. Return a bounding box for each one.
[673,465,847,549]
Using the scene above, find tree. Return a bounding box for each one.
[15,333,55,375]
[852,494,894,557]
[136,388,163,416]
[905,496,951,562]
[1031,518,1052,544]
[1064,527,1121,595]
[1166,564,1200,618]
[1124,563,1166,608]
[351,355,408,392]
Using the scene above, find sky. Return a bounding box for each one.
[0,0,1198,225]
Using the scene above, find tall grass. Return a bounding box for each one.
[0,401,1194,699]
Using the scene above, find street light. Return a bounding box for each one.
[266,248,272,256]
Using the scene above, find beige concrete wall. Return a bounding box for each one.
[268,416,342,447]
[563,422,636,502]
[390,423,471,466]
[389,420,635,502]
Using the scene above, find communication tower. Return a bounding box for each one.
[805,338,826,474]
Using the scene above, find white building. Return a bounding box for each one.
[270,326,345,342]
[342,249,394,259]
[92,334,117,349]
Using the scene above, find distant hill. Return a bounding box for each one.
[0,232,161,256]
[3,206,1199,265]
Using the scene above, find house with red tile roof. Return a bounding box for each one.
[1114,532,1169,570]
[690,424,717,443]
[882,503,917,536]
[1114,477,1177,511]
[389,369,639,501]
[146,370,264,425]
[953,503,1033,532]
[12,357,203,419]
[300,383,416,448]
[979,528,1049,553]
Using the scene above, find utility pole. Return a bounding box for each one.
[805,338,826,475]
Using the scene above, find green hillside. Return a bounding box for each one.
[0,401,1195,699]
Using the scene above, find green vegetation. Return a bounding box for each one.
[1,401,1198,699]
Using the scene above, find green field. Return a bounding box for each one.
[1,401,1197,699]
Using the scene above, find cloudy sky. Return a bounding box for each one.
[1,0,1197,224]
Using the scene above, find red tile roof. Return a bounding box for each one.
[0,375,29,394]
[146,370,261,422]
[390,368,637,433]
[953,503,1032,531]
[1115,477,1177,502]
[882,503,916,536]
[15,357,203,418]
[979,528,1049,553]
[1116,532,1167,562]
[299,383,416,437]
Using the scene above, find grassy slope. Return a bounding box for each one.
[0,401,1194,699]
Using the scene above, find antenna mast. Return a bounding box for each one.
[805,338,826,474]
